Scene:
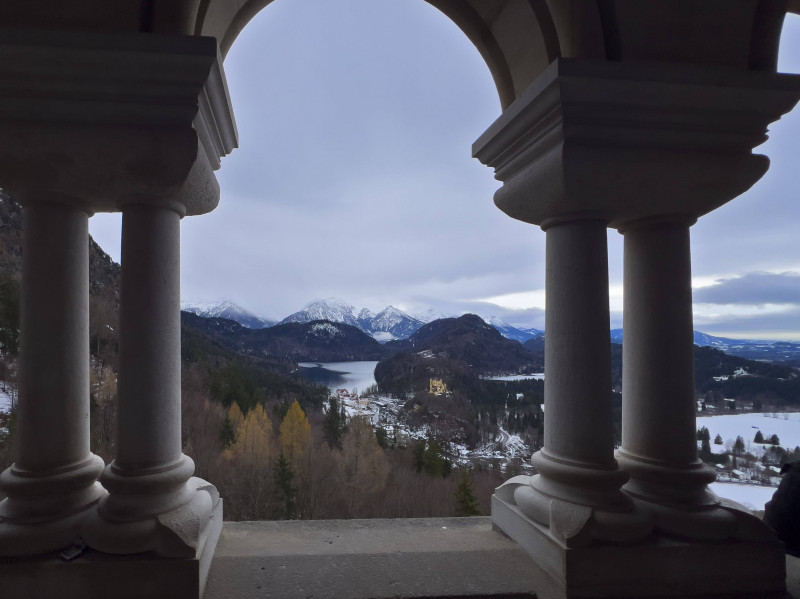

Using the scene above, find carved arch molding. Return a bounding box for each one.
[0,0,793,108]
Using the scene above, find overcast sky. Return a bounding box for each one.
[90,2,800,340]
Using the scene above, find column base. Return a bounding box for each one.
[0,498,222,599]
[0,455,106,556]
[492,493,786,598]
[497,471,653,546]
[617,449,747,541]
[83,475,221,558]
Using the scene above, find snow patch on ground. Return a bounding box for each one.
[505,433,528,457]
[310,322,343,338]
[0,387,13,414]
[709,482,777,512]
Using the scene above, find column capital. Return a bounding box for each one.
[473,58,800,228]
[0,31,238,216]
[615,213,697,234]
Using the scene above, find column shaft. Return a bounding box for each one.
[116,205,183,469]
[621,222,698,464]
[542,219,614,464]
[617,219,733,539]
[0,201,104,555]
[85,203,219,558]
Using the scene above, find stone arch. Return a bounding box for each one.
[192,0,564,109]
[780,9,800,74]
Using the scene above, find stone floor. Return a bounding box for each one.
[787,554,800,598]
[205,518,800,599]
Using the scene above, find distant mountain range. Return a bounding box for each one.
[181,298,800,363]
[182,298,543,345]
[610,329,800,363]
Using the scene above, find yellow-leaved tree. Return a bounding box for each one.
[339,416,388,517]
[221,403,275,520]
[228,402,245,432]
[279,400,311,470]
[228,403,274,465]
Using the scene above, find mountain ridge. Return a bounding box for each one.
[183,297,800,363]
[181,312,392,362]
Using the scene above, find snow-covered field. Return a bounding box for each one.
[710,482,777,512]
[694,412,800,511]
[696,412,800,455]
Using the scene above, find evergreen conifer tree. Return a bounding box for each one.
[699,434,712,462]
[454,470,481,517]
[220,416,236,448]
[274,451,297,520]
[323,397,345,448]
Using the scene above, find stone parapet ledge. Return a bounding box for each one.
[0,30,237,216]
[206,518,547,599]
[472,58,800,229]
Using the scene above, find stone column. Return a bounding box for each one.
[0,200,105,556]
[495,216,650,546]
[84,203,220,557]
[616,218,736,539]
[473,57,800,599]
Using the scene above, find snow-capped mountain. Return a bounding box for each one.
[482,316,542,343]
[281,298,360,328]
[362,306,424,341]
[280,299,424,342]
[181,300,274,329]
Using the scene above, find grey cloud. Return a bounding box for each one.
[694,305,800,338]
[693,272,800,306]
[407,296,545,329]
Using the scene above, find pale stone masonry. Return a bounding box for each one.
[1,2,800,598]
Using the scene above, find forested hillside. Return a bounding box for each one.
[182,312,392,362]
[384,313,542,375]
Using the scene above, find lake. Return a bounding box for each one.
[297,360,378,394]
